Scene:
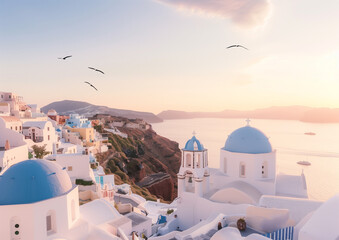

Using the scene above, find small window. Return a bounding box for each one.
[197,154,201,168]
[224,157,227,173]
[10,217,20,239]
[68,166,73,171]
[46,215,52,232]
[46,210,56,235]
[262,161,268,178]
[186,154,192,167]
[239,162,246,177]
[15,126,18,131]
[47,127,50,131]
[48,135,50,140]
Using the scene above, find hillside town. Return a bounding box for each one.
[0,91,338,240]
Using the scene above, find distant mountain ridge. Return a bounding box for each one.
[158,106,339,123]
[41,100,163,123]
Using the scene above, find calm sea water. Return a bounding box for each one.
[152,118,339,201]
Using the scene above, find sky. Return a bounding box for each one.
[1,0,339,114]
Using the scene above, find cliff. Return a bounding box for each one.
[95,116,181,201]
[137,173,175,201]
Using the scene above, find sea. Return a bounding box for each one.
[152,118,339,202]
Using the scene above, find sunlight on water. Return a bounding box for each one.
[153,118,339,201]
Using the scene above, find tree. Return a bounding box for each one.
[32,145,50,159]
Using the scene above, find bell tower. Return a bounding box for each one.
[178,133,209,198]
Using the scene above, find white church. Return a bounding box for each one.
[178,121,307,204]
[171,121,316,238]
[0,159,150,240]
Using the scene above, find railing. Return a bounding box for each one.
[263,226,294,240]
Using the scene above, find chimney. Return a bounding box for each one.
[5,140,10,150]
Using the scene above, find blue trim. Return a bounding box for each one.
[183,136,205,151]
[263,226,294,240]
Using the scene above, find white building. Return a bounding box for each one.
[178,122,307,205]
[45,153,96,184]
[0,159,152,240]
[62,128,83,146]
[23,121,56,153]
[0,118,28,173]
[0,102,10,116]
[177,135,210,198]
[0,116,23,133]
[0,91,27,118]
[156,121,312,239]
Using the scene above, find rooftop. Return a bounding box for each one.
[0,159,73,205]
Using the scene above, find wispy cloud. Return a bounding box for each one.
[155,0,272,28]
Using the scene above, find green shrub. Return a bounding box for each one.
[145,196,157,201]
[75,179,94,186]
[167,209,174,215]
[115,171,126,181]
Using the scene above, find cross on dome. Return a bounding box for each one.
[245,118,251,126]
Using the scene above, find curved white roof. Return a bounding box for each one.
[23,121,50,129]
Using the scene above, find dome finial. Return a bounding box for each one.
[192,130,196,136]
[245,118,251,126]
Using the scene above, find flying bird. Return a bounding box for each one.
[88,67,105,74]
[84,81,98,91]
[226,45,249,50]
[58,55,72,60]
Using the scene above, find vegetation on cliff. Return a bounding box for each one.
[95,118,181,201]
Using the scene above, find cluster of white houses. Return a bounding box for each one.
[0,91,339,240]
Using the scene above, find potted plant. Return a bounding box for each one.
[237,218,246,231]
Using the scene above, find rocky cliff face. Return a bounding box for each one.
[95,117,181,201]
[137,173,175,201]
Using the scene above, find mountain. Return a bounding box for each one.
[41,100,162,123]
[158,106,339,123]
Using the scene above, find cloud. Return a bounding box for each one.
[155,0,272,28]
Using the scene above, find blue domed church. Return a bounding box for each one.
[0,160,79,240]
[176,121,309,230]
[177,121,308,227]
[217,122,277,196]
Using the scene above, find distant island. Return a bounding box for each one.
[42,101,339,124]
[158,106,339,123]
[42,100,163,123]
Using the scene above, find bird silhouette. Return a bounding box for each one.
[88,67,104,74]
[84,81,98,91]
[226,45,248,50]
[58,55,72,60]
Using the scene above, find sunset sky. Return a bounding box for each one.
[1,0,339,114]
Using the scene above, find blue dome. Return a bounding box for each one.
[223,126,272,154]
[0,160,73,205]
[183,136,205,151]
